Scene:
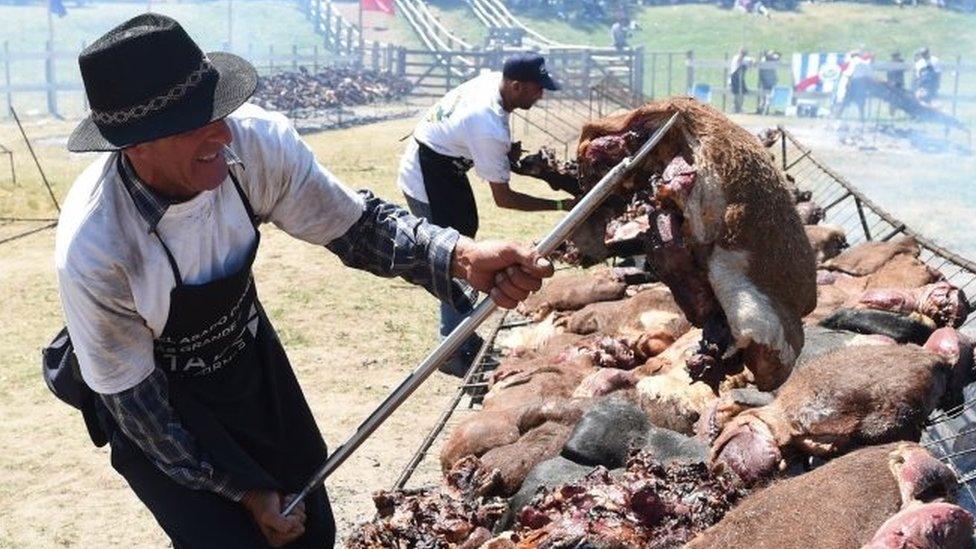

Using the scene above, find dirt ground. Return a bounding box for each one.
[0,114,565,548]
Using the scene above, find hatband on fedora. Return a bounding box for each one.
[68,13,257,152]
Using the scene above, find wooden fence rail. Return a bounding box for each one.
[4,38,971,126]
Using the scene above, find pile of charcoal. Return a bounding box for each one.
[251,66,412,117]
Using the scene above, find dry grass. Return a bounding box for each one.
[0,114,567,548]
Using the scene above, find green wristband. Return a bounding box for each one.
[556,199,564,211]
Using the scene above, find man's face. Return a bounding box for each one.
[125,119,233,199]
[514,81,545,110]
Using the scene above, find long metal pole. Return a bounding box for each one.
[10,107,60,213]
[282,112,680,516]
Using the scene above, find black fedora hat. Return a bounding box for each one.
[68,13,257,152]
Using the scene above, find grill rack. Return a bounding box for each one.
[393,309,526,489]
[394,127,976,517]
[775,126,976,514]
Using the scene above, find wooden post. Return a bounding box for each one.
[397,47,406,79]
[45,40,59,118]
[581,50,592,99]
[721,51,729,112]
[649,51,657,99]
[667,52,673,96]
[952,54,961,117]
[685,50,694,94]
[633,46,644,100]
[446,53,453,92]
[3,41,11,119]
[324,3,333,48]
[371,41,380,71]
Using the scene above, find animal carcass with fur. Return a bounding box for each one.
[573,98,817,391]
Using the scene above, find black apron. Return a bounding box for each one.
[110,159,335,548]
[416,139,479,238]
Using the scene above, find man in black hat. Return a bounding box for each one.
[395,52,576,376]
[55,14,554,548]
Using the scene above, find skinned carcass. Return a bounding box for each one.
[516,269,628,322]
[687,442,973,549]
[441,397,591,473]
[558,283,692,359]
[572,98,817,392]
[634,329,751,435]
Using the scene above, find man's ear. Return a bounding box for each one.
[123,143,147,163]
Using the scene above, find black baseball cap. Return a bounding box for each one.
[502,53,561,91]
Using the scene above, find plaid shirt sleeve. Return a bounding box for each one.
[99,368,246,502]
[326,190,478,312]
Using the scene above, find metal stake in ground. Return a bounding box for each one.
[10,107,60,213]
[283,112,681,516]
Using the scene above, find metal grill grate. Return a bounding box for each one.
[774,126,976,513]
[393,309,527,489]
[394,127,976,512]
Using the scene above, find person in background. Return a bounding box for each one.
[886,51,906,116]
[396,53,575,377]
[835,49,874,122]
[756,50,780,115]
[729,47,753,114]
[914,47,941,104]
[611,18,630,51]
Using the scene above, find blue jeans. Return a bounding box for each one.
[403,194,482,355]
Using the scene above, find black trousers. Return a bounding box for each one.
[110,433,335,549]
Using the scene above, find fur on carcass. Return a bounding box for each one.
[575,98,817,391]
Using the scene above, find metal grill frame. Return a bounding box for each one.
[393,309,520,489]
[774,126,976,512]
[394,126,976,513]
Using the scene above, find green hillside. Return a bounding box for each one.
[413,1,975,59]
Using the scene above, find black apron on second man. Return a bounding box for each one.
[416,139,479,238]
[108,157,335,548]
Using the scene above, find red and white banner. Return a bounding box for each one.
[791,52,845,93]
[361,0,395,15]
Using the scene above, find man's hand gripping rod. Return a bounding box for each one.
[283,112,679,516]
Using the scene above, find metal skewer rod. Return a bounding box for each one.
[283,112,680,516]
